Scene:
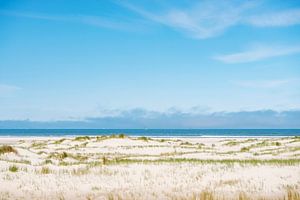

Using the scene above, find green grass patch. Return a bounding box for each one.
[9,165,18,172]
[54,138,66,144]
[241,147,250,152]
[74,136,90,141]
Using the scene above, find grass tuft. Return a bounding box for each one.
[275,141,281,146]
[286,188,300,200]
[241,147,250,152]
[9,165,18,172]
[102,156,108,165]
[74,136,90,141]
[109,158,300,166]
[0,145,17,155]
[44,159,53,164]
[199,190,214,200]
[54,138,66,144]
[138,136,149,142]
[41,166,51,174]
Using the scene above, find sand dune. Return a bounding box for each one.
[0,136,300,199]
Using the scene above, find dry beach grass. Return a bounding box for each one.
[0,135,300,199]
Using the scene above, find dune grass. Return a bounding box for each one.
[105,158,300,166]
[0,145,17,155]
[137,136,150,142]
[9,165,18,172]
[41,166,51,174]
[74,136,90,141]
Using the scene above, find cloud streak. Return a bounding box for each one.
[2,1,300,39]
[247,9,300,27]
[0,109,299,128]
[119,1,300,39]
[214,45,300,63]
[119,0,253,39]
[0,10,132,31]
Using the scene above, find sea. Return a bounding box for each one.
[0,129,299,137]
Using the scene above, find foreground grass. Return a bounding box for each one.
[105,158,300,166]
[0,145,17,155]
[105,189,300,200]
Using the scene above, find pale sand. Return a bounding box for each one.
[0,136,300,200]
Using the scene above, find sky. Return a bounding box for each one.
[0,0,300,128]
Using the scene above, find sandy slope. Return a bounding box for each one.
[0,136,300,200]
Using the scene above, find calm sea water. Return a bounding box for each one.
[0,129,299,137]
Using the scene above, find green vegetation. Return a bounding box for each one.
[48,151,68,160]
[44,159,53,164]
[60,152,68,159]
[0,145,17,155]
[31,142,45,148]
[224,139,258,146]
[137,136,149,142]
[54,138,66,144]
[118,134,126,138]
[102,156,108,165]
[48,151,89,162]
[74,136,90,141]
[274,141,281,146]
[41,166,51,174]
[96,135,107,141]
[103,158,300,166]
[224,141,239,146]
[241,147,250,152]
[9,165,18,172]
[180,141,193,146]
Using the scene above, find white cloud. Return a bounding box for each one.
[247,9,300,27]
[2,1,300,39]
[1,109,300,128]
[0,84,21,97]
[120,1,253,39]
[119,1,300,39]
[214,45,300,63]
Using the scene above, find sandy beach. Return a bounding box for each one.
[0,135,300,200]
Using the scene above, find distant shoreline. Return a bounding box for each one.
[0,128,299,138]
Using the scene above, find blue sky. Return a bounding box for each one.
[0,0,300,127]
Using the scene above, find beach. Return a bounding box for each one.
[0,135,300,200]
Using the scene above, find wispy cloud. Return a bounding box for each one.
[0,84,21,97]
[119,0,254,39]
[1,109,299,128]
[0,10,132,31]
[214,45,300,63]
[2,1,300,39]
[118,1,300,39]
[247,9,300,27]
